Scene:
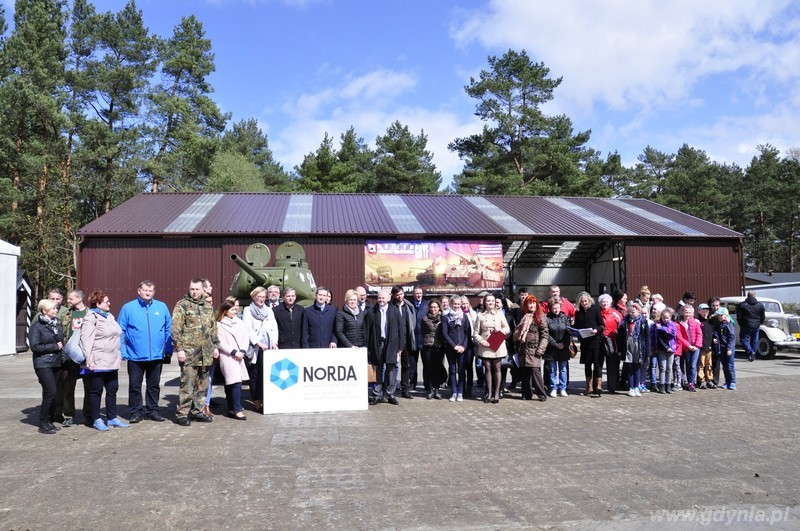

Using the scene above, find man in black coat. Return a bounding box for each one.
[366,288,406,405]
[736,290,766,362]
[391,286,417,398]
[273,288,304,349]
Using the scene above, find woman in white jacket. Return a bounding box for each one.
[216,297,250,420]
[241,287,278,412]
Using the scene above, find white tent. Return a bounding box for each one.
[0,239,21,356]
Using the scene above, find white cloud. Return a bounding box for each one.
[271,68,481,188]
[450,0,800,112]
[449,0,800,168]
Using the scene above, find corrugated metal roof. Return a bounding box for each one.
[77,193,743,240]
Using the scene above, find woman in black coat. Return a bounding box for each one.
[420,299,444,399]
[573,292,605,397]
[28,299,65,434]
[335,289,366,348]
[545,298,572,397]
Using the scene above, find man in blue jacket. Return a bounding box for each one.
[302,286,338,349]
[119,280,173,423]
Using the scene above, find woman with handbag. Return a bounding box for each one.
[513,295,549,402]
[29,299,66,434]
[81,290,129,431]
[473,293,511,404]
[545,298,571,397]
[215,297,250,420]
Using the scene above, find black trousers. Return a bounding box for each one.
[606,353,620,392]
[583,345,604,379]
[127,359,163,416]
[35,366,60,423]
[422,346,445,389]
[245,355,264,404]
[89,371,119,422]
[54,360,80,419]
[400,349,413,392]
[520,366,546,399]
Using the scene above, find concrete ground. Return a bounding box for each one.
[2,351,800,530]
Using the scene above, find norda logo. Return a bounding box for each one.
[303,365,357,382]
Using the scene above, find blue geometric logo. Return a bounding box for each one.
[270,358,299,390]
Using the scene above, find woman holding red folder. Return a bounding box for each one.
[473,294,510,403]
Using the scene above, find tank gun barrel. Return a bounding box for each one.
[231,254,268,285]
[445,246,469,261]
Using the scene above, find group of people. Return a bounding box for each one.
[29,279,759,433]
[574,286,762,398]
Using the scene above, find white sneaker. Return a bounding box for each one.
[449,394,456,402]
[559,389,568,397]
[550,390,557,398]
[634,387,642,397]
[628,388,636,397]
[456,393,463,402]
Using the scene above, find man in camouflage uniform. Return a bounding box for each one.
[171,278,219,426]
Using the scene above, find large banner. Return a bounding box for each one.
[262,348,368,414]
[364,240,504,294]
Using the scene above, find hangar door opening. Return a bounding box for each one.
[504,239,626,302]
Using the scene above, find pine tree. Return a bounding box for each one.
[374,121,441,194]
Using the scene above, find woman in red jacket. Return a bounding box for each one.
[597,294,622,394]
[676,305,702,392]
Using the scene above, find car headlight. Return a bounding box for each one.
[766,319,780,328]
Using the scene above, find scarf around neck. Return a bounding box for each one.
[249,303,270,322]
[513,312,535,343]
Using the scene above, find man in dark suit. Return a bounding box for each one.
[273,287,304,349]
[410,286,428,391]
[391,286,417,398]
[355,286,372,314]
[302,286,338,349]
[366,288,406,405]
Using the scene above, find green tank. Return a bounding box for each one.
[229,242,317,307]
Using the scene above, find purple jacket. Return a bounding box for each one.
[650,319,678,354]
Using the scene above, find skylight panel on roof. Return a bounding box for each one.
[164,194,223,233]
[545,198,636,236]
[602,199,706,236]
[380,196,425,234]
[282,195,314,233]
[465,197,529,235]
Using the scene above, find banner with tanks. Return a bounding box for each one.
[364,241,504,294]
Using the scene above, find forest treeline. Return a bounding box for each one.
[1,1,797,300]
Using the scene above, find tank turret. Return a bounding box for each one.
[229,242,317,307]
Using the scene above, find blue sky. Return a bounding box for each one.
[4,0,800,188]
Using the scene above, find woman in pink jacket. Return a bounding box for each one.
[676,305,703,392]
[216,297,251,420]
[81,290,128,431]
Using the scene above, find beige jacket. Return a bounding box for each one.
[472,310,510,359]
[81,310,122,371]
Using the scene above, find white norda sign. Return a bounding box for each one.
[262,348,368,414]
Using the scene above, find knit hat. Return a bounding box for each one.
[715,307,729,316]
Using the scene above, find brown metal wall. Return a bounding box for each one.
[78,237,366,310]
[625,239,744,306]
